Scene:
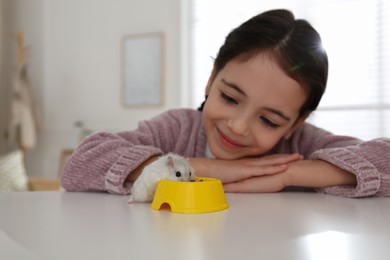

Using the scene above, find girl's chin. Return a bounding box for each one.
[210,141,264,159]
[209,145,247,160]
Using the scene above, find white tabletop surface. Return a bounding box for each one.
[0,191,389,260]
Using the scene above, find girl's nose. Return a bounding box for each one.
[227,116,250,136]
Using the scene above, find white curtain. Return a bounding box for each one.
[8,32,41,150]
[8,63,40,150]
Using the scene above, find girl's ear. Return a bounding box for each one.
[284,116,308,140]
[205,65,218,95]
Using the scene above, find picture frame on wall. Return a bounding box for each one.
[121,32,164,107]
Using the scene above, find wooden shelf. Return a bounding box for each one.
[28,177,61,191]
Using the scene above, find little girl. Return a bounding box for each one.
[61,9,390,198]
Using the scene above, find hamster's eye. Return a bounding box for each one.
[189,172,192,176]
[176,171,181,177]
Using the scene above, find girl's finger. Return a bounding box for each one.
[248,153,303,166]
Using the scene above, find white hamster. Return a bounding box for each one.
[128,153,195,203]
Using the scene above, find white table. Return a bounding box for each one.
[1,191,389,260]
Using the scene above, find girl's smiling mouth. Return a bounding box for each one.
[217,129,246,149]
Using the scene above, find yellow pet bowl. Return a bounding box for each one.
[151,177,229,214]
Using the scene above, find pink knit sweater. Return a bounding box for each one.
[60,108,390,198]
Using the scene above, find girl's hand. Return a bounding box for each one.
[222,159,358,193]
[222,173,287,193]
[189,153,303,184]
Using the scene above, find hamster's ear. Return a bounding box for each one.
[167,155,174,169]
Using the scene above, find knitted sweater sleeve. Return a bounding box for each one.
[283,123,390,197]
[60,109,205,194]
[311,138,390,197]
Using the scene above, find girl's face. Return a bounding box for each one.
[203,54,307,160]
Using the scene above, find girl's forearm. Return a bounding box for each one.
[285,160,357,188]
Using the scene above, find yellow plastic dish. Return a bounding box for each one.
[151,177,229,214]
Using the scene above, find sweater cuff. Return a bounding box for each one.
[105,145,163,195]
[310,149,380,197]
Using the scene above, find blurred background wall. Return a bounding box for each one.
[0,0,184,179]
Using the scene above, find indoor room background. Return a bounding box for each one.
[0,0,389,182]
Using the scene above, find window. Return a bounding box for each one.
[187,0,390,140]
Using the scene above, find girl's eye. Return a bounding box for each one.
[260,117,280,129]
[176,171,181,177]
[220,92,238,105]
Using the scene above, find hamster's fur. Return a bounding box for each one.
[128,153,195,203]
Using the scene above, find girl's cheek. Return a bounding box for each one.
[253,130,283,150]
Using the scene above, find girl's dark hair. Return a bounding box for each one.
[198,9,328,118]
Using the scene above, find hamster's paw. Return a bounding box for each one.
[127,194,153,204]
[127,195,143,204]
[127,195,137,204]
